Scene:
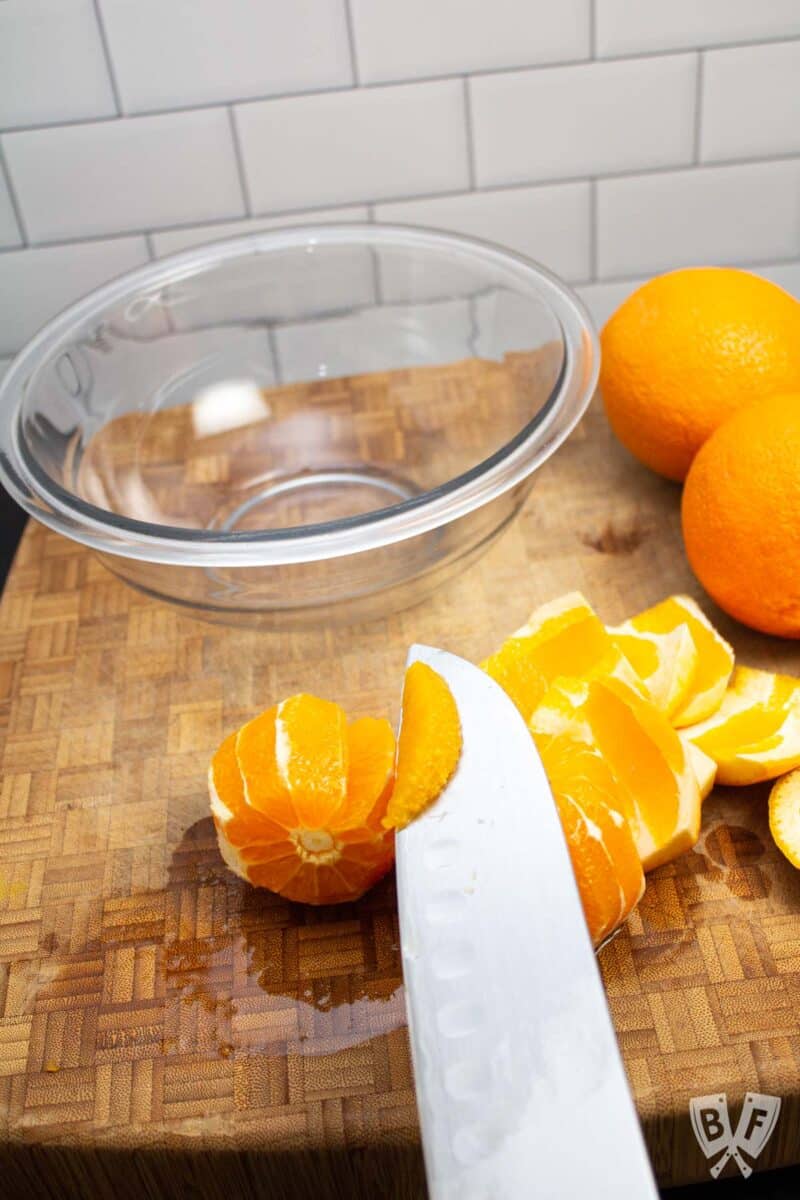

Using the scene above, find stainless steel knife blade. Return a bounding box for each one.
[396,644,657,1200]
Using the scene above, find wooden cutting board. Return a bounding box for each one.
[2,394,800,1196]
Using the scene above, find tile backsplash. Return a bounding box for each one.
[0,0,799,356]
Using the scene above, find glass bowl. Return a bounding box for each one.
[0,224,598,628]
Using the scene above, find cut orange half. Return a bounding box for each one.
[624,595,733,727]
[684,666,800,786]
[769,769,800,870]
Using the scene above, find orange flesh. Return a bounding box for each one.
[629,597,732,721]
[275,694,349,828]
[383,662,462,831]
[542,736,644,946]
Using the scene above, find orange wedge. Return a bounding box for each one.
[624,595,733,727]
[769,769,800,869]
[483,591,643,724]
[532,675,701,871]
[609,623,698,718]
[210,697,396,905]
[541,735,644,947]
[684,666,800,785]
[383,661,462,831]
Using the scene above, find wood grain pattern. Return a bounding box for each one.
[2,390,800,1192]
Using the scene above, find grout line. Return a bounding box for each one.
[266,325,283,385]
[227,107,252,216]
[579,254,800,291]
[588,179,598,281]
[143,232,156,260]
[462,78,478,190]
[2,149,800,259]
[342,0,361,86]
[3,33,800,137]
[91,0,124,115]
[589,0,597,59]
[0,142,29,245]
[693,52,705,163]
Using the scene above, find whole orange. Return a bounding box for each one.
[600,268,800,481]
[682,394,800,638]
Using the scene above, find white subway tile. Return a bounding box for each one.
[470,55,696,187]
[350,0,589,84]
[0,169,21,248]
[597,0,800,56]
[274,299,473,384]
[235,80,469,212]
[597,159,800,279]
[375,183,590,281]
[0,237,149,357]
[0,0,116,129]
[3,110,245,242]
[576,279,642,328]
[702,41,800,161]
[581,261,800,328]
[756,260,800,299]
[98,0,352,113]
[151,205,369,258]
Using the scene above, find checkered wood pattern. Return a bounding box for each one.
[2,397,800,1188]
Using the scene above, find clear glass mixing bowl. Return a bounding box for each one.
[0,224,598,628]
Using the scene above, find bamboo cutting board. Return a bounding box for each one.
[2,389,800,1196]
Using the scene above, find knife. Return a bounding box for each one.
[395,644,658,1200]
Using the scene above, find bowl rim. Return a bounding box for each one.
[0,222,598,567]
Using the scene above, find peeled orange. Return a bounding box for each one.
[609,622,697,718]
[682,393,800,639]
[600,267,800,481]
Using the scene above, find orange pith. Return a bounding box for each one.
[383,661,462,831]
[211,696,396,905]
[541,736,644,946]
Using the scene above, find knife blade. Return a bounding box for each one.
[395,644,658,1200]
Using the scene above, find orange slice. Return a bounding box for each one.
[383,661,462,831]
[541,736,644,947]
[769,769,800,869]
[532,676,701,872]
[210,697,396,905]
[483,591,643,723]
[609,623,698,718]
[684,666,800,785]
[624,595,733,727]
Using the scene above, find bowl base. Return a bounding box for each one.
[205,466,422,534]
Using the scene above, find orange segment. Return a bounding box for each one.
[383,661,462,831]
[625,595,734,727]
[235,707,298,829]
[345,717,396,828]
[532,676,701,872]
[542,736,644,947]
[684,666,800,785]
[483,591,643,723]
[275,694,349,827]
